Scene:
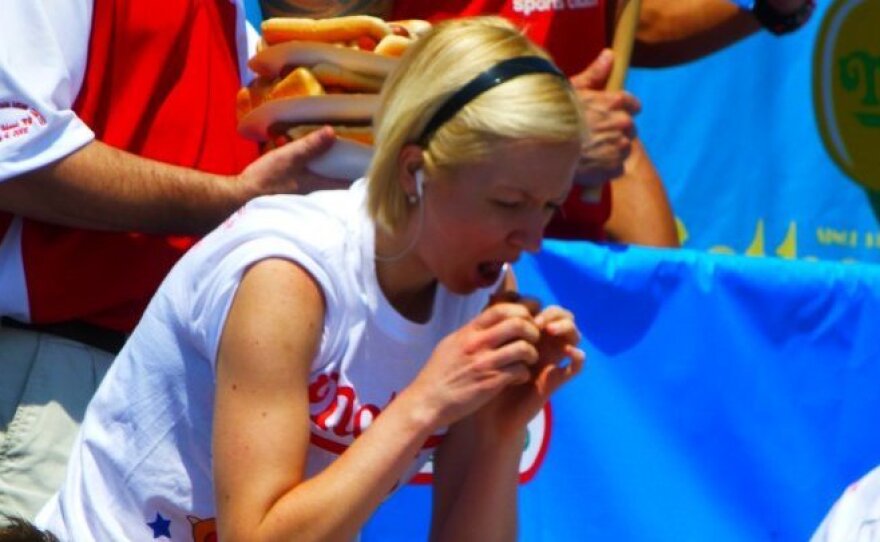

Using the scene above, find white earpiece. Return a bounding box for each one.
[415,170,425,199]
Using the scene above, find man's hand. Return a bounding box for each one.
[568,49,641,189]
[237,126,352,199]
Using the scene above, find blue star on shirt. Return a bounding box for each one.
[147,512,171,539]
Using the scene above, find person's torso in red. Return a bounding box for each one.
[12,0,259,330]
[392,0,612,241]
[393,0,607,75]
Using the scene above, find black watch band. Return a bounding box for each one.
[752,0,816,35]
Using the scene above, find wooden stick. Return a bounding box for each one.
[607,0,642,91]
[579,0,643,203]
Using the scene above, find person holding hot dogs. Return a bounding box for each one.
[34,17,585,540]
[248,0,814,246]
[267,0,814,246]
[389,0,815,245]
[0,0,348,523]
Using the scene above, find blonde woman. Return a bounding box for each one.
[36,17,587,541]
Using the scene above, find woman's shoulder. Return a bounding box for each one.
[193,186,362,266]
[247,188,361,242]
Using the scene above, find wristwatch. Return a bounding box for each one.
[751,0,816,35]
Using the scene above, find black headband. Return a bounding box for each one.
[416,56,567,146]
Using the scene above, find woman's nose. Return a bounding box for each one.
[508,221,544,253]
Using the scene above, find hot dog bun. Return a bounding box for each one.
[249,40,397,79]
[262,16,391,46]
[238,94,379,141]
[236,76,274,120]
[237,67,325,119]
[373,35,411,58]
[311,63,384,93]
[236,61,382,121]
[238,15,431,167]
[390,19,433,39]
[268,67,325,100]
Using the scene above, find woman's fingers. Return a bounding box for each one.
[537,307,579,338]
[471,303,541,352]
[474,301,534,328]
[544,319,581,346]
[564,345,586,375]
[536,344,586,396]
[470,302,583,389]
[483,315,540,350]
[495,360,533,386]
[480,339,539,371]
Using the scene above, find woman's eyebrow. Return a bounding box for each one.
[492,185,569,204]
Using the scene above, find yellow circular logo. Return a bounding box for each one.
[814,0,880,190]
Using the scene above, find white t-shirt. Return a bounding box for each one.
[35,180,499,540]
[0,0,258,320]
[812,465,880,542]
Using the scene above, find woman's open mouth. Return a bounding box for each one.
[476,261,504,287]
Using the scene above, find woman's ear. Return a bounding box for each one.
[397,144,425,199]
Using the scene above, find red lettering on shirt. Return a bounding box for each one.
[0,101,46,142]
[308,371,443,453]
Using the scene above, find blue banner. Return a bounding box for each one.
[365,242,880,541]
[628,0,880,262]
[235,6,880,535]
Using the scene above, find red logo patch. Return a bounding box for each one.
[0,101,46,142]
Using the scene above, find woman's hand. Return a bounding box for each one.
[474,304,585,440]
[403,302,542,429]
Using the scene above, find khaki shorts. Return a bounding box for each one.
[0,325,112,521]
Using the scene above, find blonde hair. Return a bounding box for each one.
[367,16,587,233]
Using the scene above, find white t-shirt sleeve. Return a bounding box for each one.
[811,466,880,542]
[0,0,95,182]
[189,237,340,370]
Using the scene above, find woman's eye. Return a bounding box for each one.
[493,200,523,209]
[545,202,563,214]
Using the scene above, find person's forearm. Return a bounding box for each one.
[430,427,523,542]
[604,139,679,247]
[631,0,760,67]
[237,389,439,542]
[0,140,250,234]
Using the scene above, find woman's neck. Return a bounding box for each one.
[374,225,436,323]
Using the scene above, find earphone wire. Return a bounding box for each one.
[374,192,426,263]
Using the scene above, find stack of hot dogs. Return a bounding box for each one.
[237,15,431,177]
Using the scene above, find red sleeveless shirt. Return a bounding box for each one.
[0,0,259,330]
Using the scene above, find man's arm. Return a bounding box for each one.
[0,128,347,235]
[625,0,809,67]
[597,0,809,246]
[2,140,234,234]
[604,139,679,247]
[568,50,676,247]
